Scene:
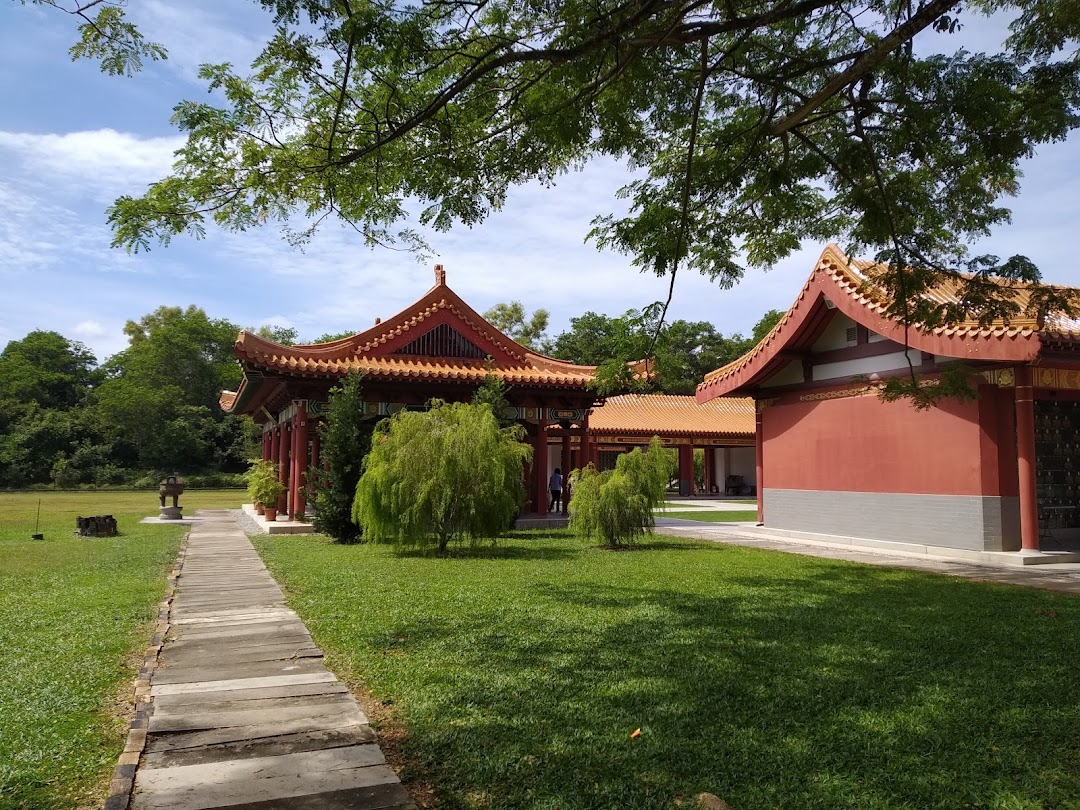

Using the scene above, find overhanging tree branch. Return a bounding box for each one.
[771,0,960,135]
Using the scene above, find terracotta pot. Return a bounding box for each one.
[263,506,278,522]
[255,503,265,515]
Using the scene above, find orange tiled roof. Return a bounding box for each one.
[232,348,598,386]
[697,244,1080,401]
[225,266,610,414]
[590,394,754,438]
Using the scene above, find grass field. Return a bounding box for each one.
[257,531,1080,810]
[0,490,242,810]
[657,510,759,522]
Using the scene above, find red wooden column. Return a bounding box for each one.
[277,417,290,514]
[678,443,694,496]
[270,423,280,466]
[561,433,572,514]
[288,417,299,518]
[1015,366,1039,551]
[310,424,321,473]
[755,407,764,523]
[579,414,592,470]
[533,416,549,514]
[290,402,308,520]
[703,447,715,494]
[261,429,270,462]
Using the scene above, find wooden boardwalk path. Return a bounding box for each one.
[127,510,414,810]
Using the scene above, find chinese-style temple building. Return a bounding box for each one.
[696,244,1080,560]
[576,394,755,495]
[221,267,760,522]
[221,266,612,519]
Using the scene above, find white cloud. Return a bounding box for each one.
[0,129,184,197]
[72,320,108,339]
[130,0,274,82]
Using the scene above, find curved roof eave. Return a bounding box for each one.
[697,244,1044,402]
[232,266,605,381]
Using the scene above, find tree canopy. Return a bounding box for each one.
[353,399,531,552]
[0,330,98,412]
[40,0,1072,327]
[483,302,550,350]
[549,307,784,394]
[0,307,258,487]
[569,437,672,548]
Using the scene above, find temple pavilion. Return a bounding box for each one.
[697,244,1080,560]
[574,394,755,495]
[222,266,756,524]
[221,265,614,519]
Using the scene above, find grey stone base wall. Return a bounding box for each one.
[763,489,1021,552]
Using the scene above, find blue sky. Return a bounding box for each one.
[2,2,1078,363]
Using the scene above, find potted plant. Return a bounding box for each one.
[246,460,285,521]
[245,459,270,512]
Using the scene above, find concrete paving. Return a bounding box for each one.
[127,510,414,810]
[238,504,317,535]
[658,497,758,512]
[656,521,1080,595]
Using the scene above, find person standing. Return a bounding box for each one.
[548,467,563,513]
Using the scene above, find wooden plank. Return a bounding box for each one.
[141,726,378,769]
[152,671,338,696]
[151,691,353,718]
[171,611,297,626]
[127,513,411,810]
[163,643,323,666]
[133,746,397,810]
[149,701,364,733]
[209,782,415,810]
[152,657,327,685]
[153,681,349,709]
[144,719,369,754]
[165,635,316,654]
[173,622,309,642]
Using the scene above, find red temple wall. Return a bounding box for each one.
[762,384,1017,497]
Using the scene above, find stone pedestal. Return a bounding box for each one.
[160,506,184,521]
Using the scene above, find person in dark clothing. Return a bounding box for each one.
[548,467,563,513]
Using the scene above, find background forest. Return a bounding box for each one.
[0,303,780,489]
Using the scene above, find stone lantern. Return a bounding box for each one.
[158,474,185,520]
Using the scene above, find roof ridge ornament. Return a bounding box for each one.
[434,264,446,286]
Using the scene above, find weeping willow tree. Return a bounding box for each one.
[352,400,531,552]
[569,437,671,548]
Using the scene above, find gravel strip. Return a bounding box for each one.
[231,508,267,535]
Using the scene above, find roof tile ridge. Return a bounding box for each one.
[237,329,298,359]
[444,302,528,363]
[700,245,843,390]
[352,294,446,353]
[525,352,599,375]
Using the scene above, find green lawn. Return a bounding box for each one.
[0,490,241,810]
[657,510,759,522]
[256,531,1080,810]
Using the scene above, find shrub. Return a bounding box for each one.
[245,459,284,507]
[183,471,245,488]
[569,436,671,547]
[353,400,532,552]
[309,373,373,543]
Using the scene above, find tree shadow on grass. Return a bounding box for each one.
[368,561,1080,810]
[594,538,736,553]
[389,543,581,561]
